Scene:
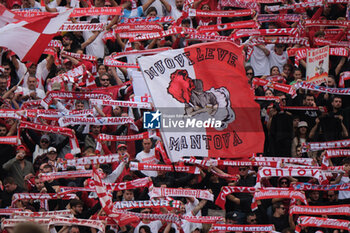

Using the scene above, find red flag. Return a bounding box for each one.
[138,42,264,162]
[0,8,71,63]
[0,4,23,27]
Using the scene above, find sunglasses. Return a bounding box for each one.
[41,140,49,143]
[101,79,109,81]
[280,181,288,184]
[239,168,247,171]
[246,72,253,75]
[328,194,335,197]
[279,207,286,210]
[250,218,257,222]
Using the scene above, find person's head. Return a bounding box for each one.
[70,199,84,214]
[309,190,320,201]
[123,189,134,201]
[34,176,44,191]
[304,94,315,106]
[90,125,101,135]
[99,73,111,87]
[245,66,254,81]
[16,145,26,160]
[273,202,286,215]
[274,44,285,55]
[246,212,257,224]
[68,226,80,233]
[41,164,53,173]
[265,89,274,97]
[283,64,292,77]
[3,177,17,192]
[146,7,157,17]
[314,30,325,39]
[27,76,37,90]
[13,222,46,233]
[26,63,37,76]
[181,18,191,28]
[270,66,280,76]
[331,96,342,110]
[297,121,308,136]
[293,115,300,129]
[327,190,338,202]
[225,211,238,224]
[278,177,290,187]
[47,147,58,161]
[293,68,302,81]
[142,138,152,153]
[238,166,249,177]
[40,134,50,149]
[327,76,336,87]
[94,0,105,7]
[97,64,107,76]
[117,144,127,155]
[112,106,122,116]
[0,75,7,91]
[277,93,287,106]
[296,145,302,157]
[342,158,350,173]
[0,123,8,136]
[139,225,151,233]
[75,100,85,110]
[175,0,184,10]
[201,3,210,10]
[62,33,74,46]
[2,63,11,77]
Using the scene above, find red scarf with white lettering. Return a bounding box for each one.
[253,78,296,97]
[292,182,350,191]
[12,193,76,206]
[40,170,92,181]
[339,71,350,88]
[296,216,350,232]
[19,121,80,154]
[209,224,275,232]
[112,200,181,210]
[326,149,350,158]
[149,187,214,201]
[290,205,350,216]
[215,186,256,209]
[13,210,73,218]
[302,139,350,152]
[130,162,200,174]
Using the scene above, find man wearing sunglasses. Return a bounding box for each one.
[269,202,289,232]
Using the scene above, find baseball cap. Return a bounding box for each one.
[48,147,57,153]
[16,145,27,152]
[298,121,308,128]
[117,144,127,150]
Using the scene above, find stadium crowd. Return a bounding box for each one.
[0,0,350,232]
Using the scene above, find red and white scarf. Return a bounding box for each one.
[130,162,200,174]
[257,167,327,185]
[2,219,50,228]
[122,16,174,24]
[41,91,112,109]
[19,121,80,154]
[296,216,350,232]
[149,187,214,201]
[59,23,106,32]
[13,210,73,218]
[0,136,18,145]
[103,56,140,68]
[65,154,120,167]
[252,190,307,208]
[48,217,105,233]
[254,96,280,101]
[265,1,322,11]
[297,81,350,95]
[12,193,76,206]
[233,28,297,39]
[87,177,152,191]
[253,78,296,97]
[61,50,97,62]
[209,224,275,232]
[181,158,277,167]
[70,7,122,17]
[90,99,152,109]
[247,36,310,47]
[326,149,350,158]
[188,9,254,17]
[305,19,350,27]
[113,200,181,210]
[253,156,314,166]
[110,47,171,60]
[58,117,137,131]
[112,23,163,33]
[302,139,350,152]
[290,205,350,216]
[0,208,22,216]
[40,170,92,181]
[198,20,259,33]
[292,182,350,191]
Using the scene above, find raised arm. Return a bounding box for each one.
[142,0,156,12]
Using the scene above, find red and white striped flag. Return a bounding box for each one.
[0,4,23,27]
[0,8,72,63]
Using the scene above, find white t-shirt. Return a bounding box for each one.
[17,58,49,91]
[168,6,182,21]
[250,46,270,76]
[266,44,287,74]
[339,176,350,200]
[22,87,46,99]
[133,220,162,233]
[135,148,158,177]
[83,31,105,59]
